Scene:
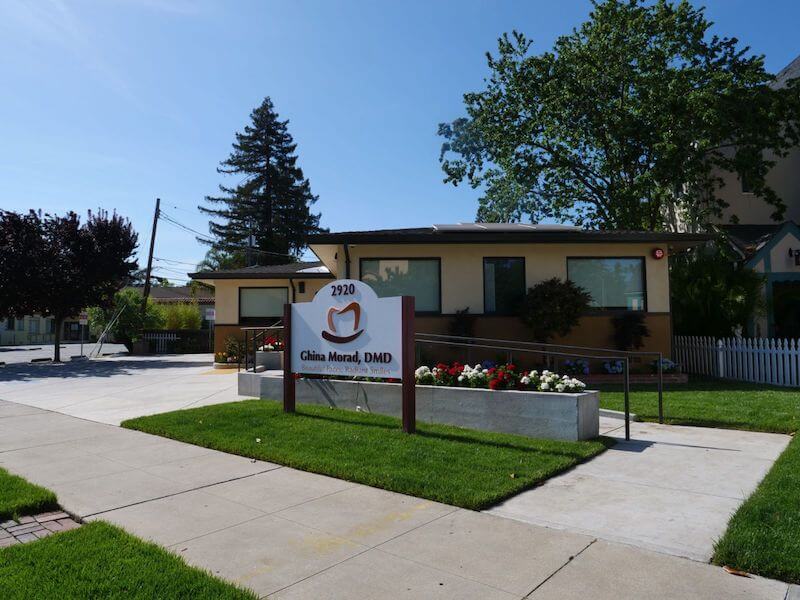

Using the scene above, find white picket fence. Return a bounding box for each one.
[674,335,800,387]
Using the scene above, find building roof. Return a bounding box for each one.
[773,54,800,90]
[308,223,712,248]
[126,285,215,304]
[190,261,334,281]
[718,223,785,257]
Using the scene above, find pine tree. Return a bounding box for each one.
[200,97,323,265]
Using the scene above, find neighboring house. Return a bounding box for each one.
[712,54,800,338]
[0,315,84,346]
[126,285,216,328]
[191,224,709,356]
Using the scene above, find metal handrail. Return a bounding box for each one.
[242,321,283,372]
[415,337,635,440]
[416,332,665,426]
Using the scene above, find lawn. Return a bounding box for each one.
[0,521,256,599]
[122,399,610,510]
[600,378,800,583]
[713,435,800,584]
[598,379,800,433]
[0,467,58,521]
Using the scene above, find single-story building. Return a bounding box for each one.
[1,314,84,346]
[191,223,709,357]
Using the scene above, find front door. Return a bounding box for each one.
[773,281,800,339]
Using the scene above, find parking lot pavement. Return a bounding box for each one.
[0,400,788,600]
[0,354,242,425]
[0,342,128,365]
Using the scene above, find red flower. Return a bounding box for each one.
[507,364,516,371]
[488,379,500,390]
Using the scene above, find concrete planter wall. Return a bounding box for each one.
[239,373,599,441]
[256,351,284,371]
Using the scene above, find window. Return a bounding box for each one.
[28,319,40,334]
[49,319,56,334]
[5,318,13,331]
[484,257,525,315]
[16,318,24,331]
[740,173,753,194]
[239,287,288,323]
[298,281,306,294]
[567,258,646,311]
[360,258,441,313]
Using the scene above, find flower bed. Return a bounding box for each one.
[414,362,586,393]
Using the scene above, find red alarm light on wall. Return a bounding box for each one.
[652,247,665,260]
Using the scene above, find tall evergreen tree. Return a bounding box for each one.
[200,97,323,265]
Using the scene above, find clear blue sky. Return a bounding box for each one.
[1,1,798,280]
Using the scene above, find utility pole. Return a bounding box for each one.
[142,197,160,315]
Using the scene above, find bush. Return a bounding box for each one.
[223,336,245,363]
[414,362,586,392]
[161,303,202,330]
[611,312,650,350]
[88,289,165,349]
[671,245,765,337]
[519,278,591,342]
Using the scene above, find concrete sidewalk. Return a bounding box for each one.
[0,354,241,425]
[488,416,790,561]
[0,400,788,599]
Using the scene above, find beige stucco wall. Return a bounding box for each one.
[713,147,800,225]
[198,278,329,325]
[312,242,671,314]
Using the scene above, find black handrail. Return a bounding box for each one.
[416,332,664,426]
[241,321,283,373]
[415,336,635,440]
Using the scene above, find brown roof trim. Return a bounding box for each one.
[308,228,713,246]
[190,271,335,281]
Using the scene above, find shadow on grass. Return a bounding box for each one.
[293,406,613,459]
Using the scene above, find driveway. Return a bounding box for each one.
[0,354,240,425]
[0,399,788,599]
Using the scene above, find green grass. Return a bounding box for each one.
[0,521,256,599]
[0,467,58,521]
[600,378,800,583]
[713,434,800,583]
[122,400,610,510]
[598,379,800,433]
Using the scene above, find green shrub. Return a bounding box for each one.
[519,278,591,342]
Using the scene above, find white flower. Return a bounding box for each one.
[540,382,549,390]
[556,383,566,392]
[520,376,530,385]
[356,405,362,412]
[457,375,464,382]
[255,438,261,443]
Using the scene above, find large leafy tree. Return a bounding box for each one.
[0,210,138,361]
[670,246,765,337]
[200,97,324,265]
[439,0,800,230]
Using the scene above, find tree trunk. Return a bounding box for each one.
[53,316,63,362]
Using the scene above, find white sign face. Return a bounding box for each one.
[291,279,402,379]
[205,308,216,321]
[78,311,88,326]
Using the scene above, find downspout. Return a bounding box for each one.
[289,279,296,303]
[344,244,351,279]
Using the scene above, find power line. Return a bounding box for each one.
[157,211,297,259]
[154,256,199,267]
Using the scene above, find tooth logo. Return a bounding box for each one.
[322,301,364,343]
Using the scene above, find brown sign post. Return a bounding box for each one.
[282,292,416,433]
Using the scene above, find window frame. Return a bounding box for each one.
[358,257,442,315]
[238,286,289,324]
[566,256,648,312]
[482,256,526,316]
